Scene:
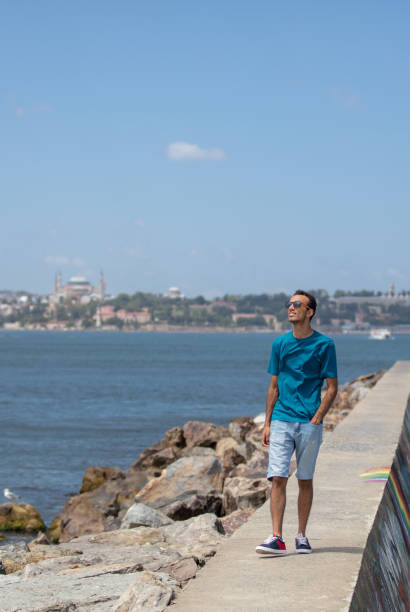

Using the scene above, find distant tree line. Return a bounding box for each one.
[1,289,410,328]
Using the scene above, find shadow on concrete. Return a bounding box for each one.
[312,546,363,554]
[257,546,363,559]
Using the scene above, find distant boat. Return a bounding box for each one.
[369,328,392,340]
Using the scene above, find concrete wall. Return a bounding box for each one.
[350,397,409,611]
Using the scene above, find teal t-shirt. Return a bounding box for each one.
[267,330,337,422]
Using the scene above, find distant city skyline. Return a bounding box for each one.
[2,2,409,298]
[1,272,408,300]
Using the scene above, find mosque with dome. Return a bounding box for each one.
[51,271,105,305]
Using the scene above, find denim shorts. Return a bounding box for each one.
[267,420,323,481]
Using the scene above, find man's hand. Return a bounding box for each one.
[310,377,338,425]
[310,415,322,425]
[262,424,270,447]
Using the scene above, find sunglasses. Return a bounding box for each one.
[285,300,311,309]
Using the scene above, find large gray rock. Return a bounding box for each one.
[183,421,229,449]
[132,427,186,476]
[80,465,123,493]
[244,430,263,460]
[48,468,148,542]
[71,526,166,547]
[0,570,138,611]
[134,456,224,520]
[215,436,238,457]
[20,540,184,577]
[22,554,85,579]
[230,448,268,479]
[220,508,255,535]
[323,370,385,431]
[223,476,270,514]
[66,513,225,564]
[162,513,225,562]
[221,447,246,477]
[121,503,173,529]
[180,446,215,458]
[162,427,186,451]
[113,571,178,612]
[162,493,223,521]
[133,447,179,477]
[0,513,226,610]
[228,416,255,443]
[0,543,72,575]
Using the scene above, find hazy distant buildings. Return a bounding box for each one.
[97,304,151,325]
[167,286,182,299]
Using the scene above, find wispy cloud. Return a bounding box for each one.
[15,103,52,117]
[331,86,360,109]
[387,267,406,281]
[1,92,52,117]
[221,247,235,262]
[189,248,207,259]
[166,141,227,162]
[125,247,150,261]
[134,219,145,229]
[72,257,86,267]
[44,255,85,267]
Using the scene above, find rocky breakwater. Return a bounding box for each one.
[0,370,385,611]
[0,511,225,611]
[47,416,266,544]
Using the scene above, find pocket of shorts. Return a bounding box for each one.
[308,422,322,429]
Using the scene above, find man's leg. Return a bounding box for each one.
[270,476,288,536]
[293,423,322,552]
[256,421,294,554]
[297,478,313,536]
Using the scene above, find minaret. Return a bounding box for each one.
[98,270,105,301]
[54,272,62,296]
[95,304,102,328]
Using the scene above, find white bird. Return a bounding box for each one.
[3,488,20,501]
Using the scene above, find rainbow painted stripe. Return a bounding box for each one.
[360,466,409,549]
[360,467,391,483]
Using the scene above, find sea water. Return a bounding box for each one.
[0,331,409,525]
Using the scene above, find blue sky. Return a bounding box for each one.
[1,1,409,298]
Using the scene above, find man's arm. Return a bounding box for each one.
[310,377,338,425]
[262,375,279,447]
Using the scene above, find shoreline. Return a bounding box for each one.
[1,326,410,335]
[0,369,388,611]
[0,369,385,545]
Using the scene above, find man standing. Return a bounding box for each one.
[256,290,338,555]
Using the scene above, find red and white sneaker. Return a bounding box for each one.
[255,533,287,555]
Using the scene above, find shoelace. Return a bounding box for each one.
[296,534,308,545]
[264,534,282,544]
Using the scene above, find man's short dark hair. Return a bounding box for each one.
[293,289,317,319]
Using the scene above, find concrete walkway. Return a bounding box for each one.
[171,361,410,612]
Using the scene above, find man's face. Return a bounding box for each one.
[287,294,312,324]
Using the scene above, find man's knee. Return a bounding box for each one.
[297,478,313,490]
[271,476,288,489]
